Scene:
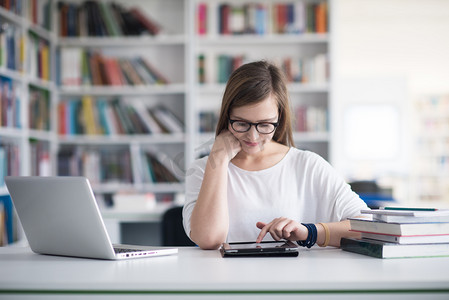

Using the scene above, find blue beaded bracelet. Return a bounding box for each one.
[297,223,317,248]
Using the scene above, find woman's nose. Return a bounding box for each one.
[247,125,259,139]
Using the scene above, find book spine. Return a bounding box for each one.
[340,238,383,258]
[197,3,207,35]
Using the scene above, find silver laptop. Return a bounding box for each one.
[5,176,178,260]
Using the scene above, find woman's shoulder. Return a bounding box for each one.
[287,147,326,164]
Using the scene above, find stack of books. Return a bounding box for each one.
[341,207,449,258]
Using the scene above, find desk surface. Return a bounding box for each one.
[0,246,448,297]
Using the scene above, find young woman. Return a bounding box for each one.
[183,61,367,250]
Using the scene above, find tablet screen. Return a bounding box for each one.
[220,241,299,257]
[226,242,290,249]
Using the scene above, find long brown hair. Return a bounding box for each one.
[215,60,294,147]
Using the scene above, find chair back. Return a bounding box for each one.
[161,206,196,246]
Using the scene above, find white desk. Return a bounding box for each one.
[0,246,448,299]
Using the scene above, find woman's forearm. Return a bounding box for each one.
[190,155,230,250]
[316,220,361,247]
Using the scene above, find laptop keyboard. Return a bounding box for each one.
[114,247,144,254]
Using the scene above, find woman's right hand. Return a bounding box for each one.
[210,130,241,165]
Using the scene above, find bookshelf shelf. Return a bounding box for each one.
[59,84,187,96]
[29,78,55,90]
[58,35,187,47]
[57,134,186,145]
[90,183,136,194]
[0,68,24,81]
[28,24,54,41]
[0,128,24,139]
[0,7,22,24]
[28,129,54,141]
[90,182,185,195]
[140,183,185,194]
[289,83,330,93]
[196,83,330,94]
[196,33,329,45]
[293,132,330,142]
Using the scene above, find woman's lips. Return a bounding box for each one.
[244,141,258,147]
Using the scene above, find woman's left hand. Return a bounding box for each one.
[256,218,308,243]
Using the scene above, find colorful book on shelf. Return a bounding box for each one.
[149,106,184,133]
[29,139,51,176]
[0,22,24,71]
[129,7,160,35]
[29,86,50,131]
[199,111,217,133]
[57,147,133,183]
[81,96,101,135]
[341,237,449,259]
[295,105,328,133]
[127,100,163,134]
[99,1,121,36]
[361,208,449,223]
[315,2,328,33]
[138,57,169,85]
[197,3,207,35]
[0,195,14,245]
[143,149,181,183]
[60,48,170,87]
[0,76,21,129]
[349,218,449,236]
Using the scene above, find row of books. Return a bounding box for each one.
[57,146,181,185]
[198,54,244,84]
[0,76,20,129]
[198,54,328,85]
[0,142,20,187]
[0,0,22,15]
[29,139,51,176]
[58,97,183,135]
[58,1,160,37]
[0,194,16,246]
[28,32,51,81]
[199,111,218,133]
[29,85,50,131]
[58,146,133,184]
[341,207,449,258]
[281,55,329,84]
[60,48,169,87]
[0,22,24,72]
[295,105,328,133]
[29,0,52,30]
[141,150,181,184]
[198,1,327,35]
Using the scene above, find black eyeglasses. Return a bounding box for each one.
[229,119,279,134]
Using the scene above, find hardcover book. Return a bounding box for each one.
[341,237,449,259]
[360,209,449,223]
[361,232,449,244]
[349,218,449,236]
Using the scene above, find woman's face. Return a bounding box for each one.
[228,95,279,155]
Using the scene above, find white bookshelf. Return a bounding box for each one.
[0,2,57,245]
[54,0,191,196]
[1,1,331,244]
[412,95,449,204]
[192,0,331,159]
[0,3,58,180]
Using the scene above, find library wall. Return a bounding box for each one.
[332,0,449,204]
